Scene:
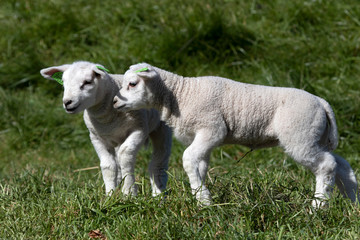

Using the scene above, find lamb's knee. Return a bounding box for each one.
[118,144,138,162]
[100,162,118,184]
[100,161,117,172]
[118,144,137,157]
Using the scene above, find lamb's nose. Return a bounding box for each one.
[63,99,73,107]
[113,97,118,105]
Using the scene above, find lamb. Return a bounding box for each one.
[113,63,359,208]
[40,61,172,197]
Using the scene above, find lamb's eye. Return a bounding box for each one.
[129,82,137,87]
[80,80,92,90]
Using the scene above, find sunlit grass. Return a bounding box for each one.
[1,0,360,238]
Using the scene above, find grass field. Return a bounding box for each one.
[1,0,360,238]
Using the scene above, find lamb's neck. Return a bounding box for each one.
[86,78,119,124]
[153,67,184,122]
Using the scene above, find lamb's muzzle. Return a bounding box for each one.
[113,95,127,110]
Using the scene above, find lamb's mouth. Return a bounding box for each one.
[115,104,127,111]
[65,104,80,113]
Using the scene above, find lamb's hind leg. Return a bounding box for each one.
[290,150,337,208]
[333,153,359,203]
[148,122,172,197]
[183,129,225,206]
[312,152,337,208]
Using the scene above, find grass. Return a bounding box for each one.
[1,0,360,238]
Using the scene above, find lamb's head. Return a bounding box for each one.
[113,63,159,111]
[40,61,109,114]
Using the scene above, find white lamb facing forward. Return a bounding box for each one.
[113,63,359,208]
[40,61,172,197]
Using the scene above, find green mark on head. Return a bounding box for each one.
[97,66,110,73]
[135,67,148,73]
[51,66,109,87]
[52,72,63,85]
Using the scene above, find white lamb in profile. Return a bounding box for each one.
[113,63,358,208]
[40,61,172,197]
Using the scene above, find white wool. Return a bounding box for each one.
[113,63,359,208]
[40,61,171,196]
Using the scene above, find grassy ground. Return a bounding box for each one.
[1,0,360,238]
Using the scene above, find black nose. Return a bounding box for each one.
[64,99,72,107]
[113,98,118,105]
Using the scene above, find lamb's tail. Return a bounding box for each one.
[318,97,339,151]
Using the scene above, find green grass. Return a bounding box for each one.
[1,0,360,238]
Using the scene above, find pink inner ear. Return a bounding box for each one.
[45,68,62,77]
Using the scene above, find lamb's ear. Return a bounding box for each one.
[40,64,71,80]
[93,65,110,78]
[135,65,157,80]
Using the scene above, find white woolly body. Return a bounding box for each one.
[40,61,171,196]
[164,76,334,149]
[113,63,359,208]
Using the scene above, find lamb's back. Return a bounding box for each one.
[174,75,320,147]
[220,79,324,146]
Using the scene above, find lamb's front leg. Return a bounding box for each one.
[117,130,145,196]
[90,134,120,195]
[182,129,225,205]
